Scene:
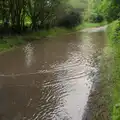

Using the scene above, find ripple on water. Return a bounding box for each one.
[0,31,106,120]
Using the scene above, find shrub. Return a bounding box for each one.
[99,0,120,23]
[106,20,120,120]
[57,11,82,28]
[89,13,104,23]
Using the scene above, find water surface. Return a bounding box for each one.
[0,30,106,120]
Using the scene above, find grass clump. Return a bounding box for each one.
[0,36,26,52]
[29,27,72,38]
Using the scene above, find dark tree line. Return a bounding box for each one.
[0,0,82,35]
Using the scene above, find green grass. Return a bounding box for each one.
[25,16,31,25]
[83,20,119,120]
[106,20,120,120]
[0,36,26,53]
[23,27,74,41]
[30,27,72,37]
[75,21,107,30]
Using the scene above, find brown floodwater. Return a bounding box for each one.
[0,28,106,120]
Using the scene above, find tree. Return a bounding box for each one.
[98,0,120,22]
[0,0,82,33]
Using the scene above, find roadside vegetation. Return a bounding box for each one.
[106,20,120,120]
[87,0,120,120]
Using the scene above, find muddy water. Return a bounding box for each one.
[0,30,106,120]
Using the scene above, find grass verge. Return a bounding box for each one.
[105,20,120,120]
[75,21,107,30]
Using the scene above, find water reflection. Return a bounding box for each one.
[0,31,106,120]
[53,33,96,120]
[23,43,35,68]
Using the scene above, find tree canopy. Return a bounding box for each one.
[0,0,83,34]
[87,0,120,23]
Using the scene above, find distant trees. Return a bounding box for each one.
[99,0,120,22]
[87,0,120,23]
[0,0,82,34]
[0,0,63,32]
[85,0,104,23]
[57,10,81,28]
[27,0,62,30]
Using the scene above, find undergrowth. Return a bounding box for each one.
[106,20,120,120]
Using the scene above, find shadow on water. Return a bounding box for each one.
[0,30,107,120]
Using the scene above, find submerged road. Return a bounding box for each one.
[0,26,107,120]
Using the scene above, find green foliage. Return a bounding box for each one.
[89,13,104,23]
[0,0,83,33]
[98,0,120,22]
[85,0,104,23]
[106,20,120,120]
[86,0,120,23]
[107,20,120,42]
[0,0,73,33]
[75,21,107,30]
[29,27,71,38]
[0,36,26,51]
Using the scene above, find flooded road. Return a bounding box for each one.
[0,29,106,120]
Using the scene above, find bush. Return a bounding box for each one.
[107,20,120,42]
[99,0,120,23]
[89,13,104,23]
[57,11,82,28]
